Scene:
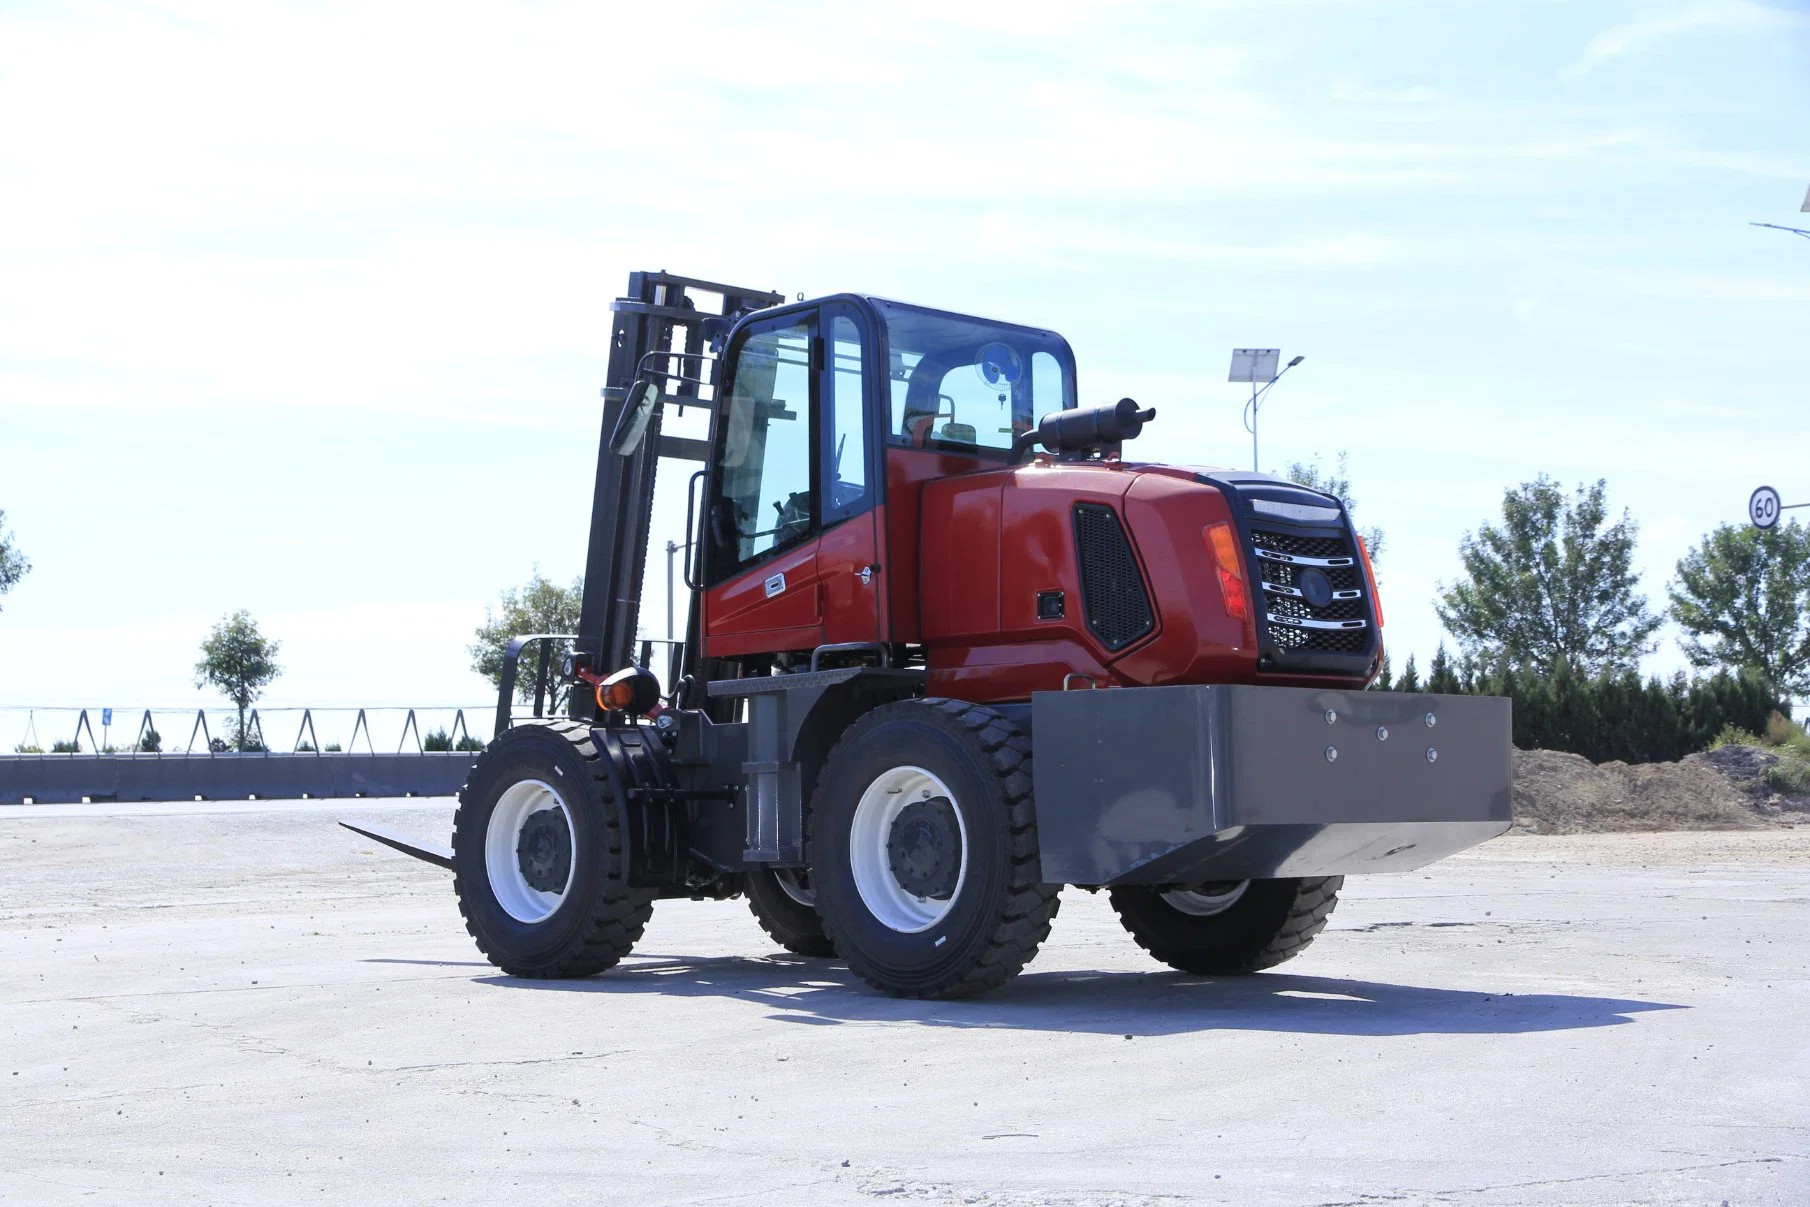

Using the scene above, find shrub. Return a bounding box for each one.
[1763,712,1810,757]
[323,742,343,752]
[422,728,452,752]
[51,739,80,753]
[296,741,317,753]
[1394,659,1786,763]
[1764,760,1810,795]
[454,734,485,752]
[1711,724,1763,750]
[137,728,162,753]
[13,743,43,754]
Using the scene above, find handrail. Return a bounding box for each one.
[496,634,579,739]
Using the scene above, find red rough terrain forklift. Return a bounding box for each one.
[350,271,1512,998]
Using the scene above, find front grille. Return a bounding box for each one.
[1262,560,1362,592]
[1074,504,1155,651]
[1252,530,1350,560]
[1250,524,1371,659]
[1268,595,1365,622]
[1271,627,1369,654]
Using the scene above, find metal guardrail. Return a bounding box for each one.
[0,706,492,804]
[2,639,687,804]
[3,705,488,756]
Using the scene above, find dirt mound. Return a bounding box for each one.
[1510,745,1810,834]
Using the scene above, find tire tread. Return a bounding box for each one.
[1110,876,1342,975]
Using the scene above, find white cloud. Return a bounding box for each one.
[1567,0,1806,74]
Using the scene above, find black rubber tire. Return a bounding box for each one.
[744,868,835,958]
[1109,877,1343,975]
[452,720,653,978]
[810,698,1061,999]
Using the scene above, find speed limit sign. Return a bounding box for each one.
[1750,485,1782,530]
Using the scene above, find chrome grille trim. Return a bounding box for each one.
[1266,614,1370,632]
[1255,547,1356,569]
[1263,583,1365,601]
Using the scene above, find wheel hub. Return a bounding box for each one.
[516,806,572,893]
[887,796,962,900]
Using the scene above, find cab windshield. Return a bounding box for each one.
[873,300,1077,455]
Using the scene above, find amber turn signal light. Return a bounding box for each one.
[1357,533,1384,629]
[595,665,662,715]
[1203,522,1249,622]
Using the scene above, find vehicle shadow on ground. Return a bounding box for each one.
[479,953,1682,1038]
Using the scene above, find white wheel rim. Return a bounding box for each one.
[1161,880,1250,917]
[849,765,967,934]
[485,779,575,924]
[773,868,816,908]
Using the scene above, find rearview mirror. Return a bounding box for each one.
[608,379,662,455]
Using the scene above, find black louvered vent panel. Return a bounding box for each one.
[1073,504,1155,651]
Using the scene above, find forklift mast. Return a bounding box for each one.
[573,272,784,697]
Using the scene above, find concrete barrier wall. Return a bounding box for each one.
[0,752,480,804]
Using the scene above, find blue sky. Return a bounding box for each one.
[1,0,1806,722]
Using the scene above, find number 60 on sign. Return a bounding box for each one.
[1750,485,1782,530]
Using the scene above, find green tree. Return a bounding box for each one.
[1669,520,1810,698]
[470,571,584,702]
[0,509,29,610]
[1426,643,1462,694]
[1280,451,1384,563]
[195,611,282,751]
[1437,476,1659,675]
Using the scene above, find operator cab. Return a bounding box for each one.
[700,296,1077,667]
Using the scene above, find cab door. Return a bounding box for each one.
[703,310,824,656]
[701,304,885,659]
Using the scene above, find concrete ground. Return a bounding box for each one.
[2,801,1807,1207]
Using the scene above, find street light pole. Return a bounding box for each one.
[1249,377,1259,472]
[1231,351,1305,472]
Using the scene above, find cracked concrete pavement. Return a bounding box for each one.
[2,801,1807,1206]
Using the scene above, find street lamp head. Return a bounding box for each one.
[1287,355,1304,368]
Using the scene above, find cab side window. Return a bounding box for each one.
[823,314,869,525]
[714,318,815,575]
